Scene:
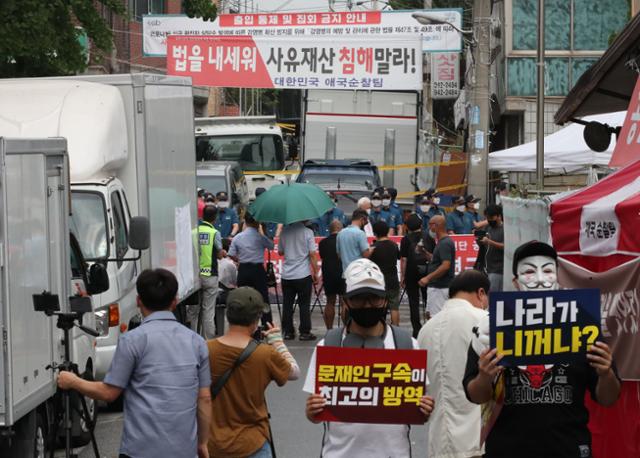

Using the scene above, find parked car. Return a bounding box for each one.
[197,161,250,215]
[295,159,381,216]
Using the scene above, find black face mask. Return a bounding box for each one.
[488,220,498,228]
[348,306,387,328]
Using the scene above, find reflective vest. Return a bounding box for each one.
[198,221,219,277]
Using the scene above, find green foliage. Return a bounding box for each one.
[0,0,219,77]
[184,0,217,21]
[0,0,125,77]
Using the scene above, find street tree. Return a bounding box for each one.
[0,0,218,78]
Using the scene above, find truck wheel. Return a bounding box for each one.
[0,411,48,458]
[70,370,98,446]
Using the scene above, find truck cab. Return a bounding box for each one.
[195,116,287,199]
[70,178,139,379]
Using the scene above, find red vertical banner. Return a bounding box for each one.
[314,346,428,425]
[609,76,640,167]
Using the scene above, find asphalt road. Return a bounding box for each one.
[76,305,429,458]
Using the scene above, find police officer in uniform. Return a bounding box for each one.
[189,205,224,338]
[369,191,396,235]
[214,191,240,239]
[385,188,404,236]
[313,194,346,237]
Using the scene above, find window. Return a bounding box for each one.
[508,0,629,96]
[70,192,108,259]
[111,191,129,267]
[195,135,285,172]
[130,0,164,21]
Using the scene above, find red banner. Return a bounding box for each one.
[315,346,428,425]
[610,76,640,167]
[266,235,478,285]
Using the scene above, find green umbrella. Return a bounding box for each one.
[249,182,335,225]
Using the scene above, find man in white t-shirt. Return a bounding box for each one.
[303,259,434,457]
[417,270,490,458]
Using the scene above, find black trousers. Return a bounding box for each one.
[237,263,273,324]
[282,276,313,335]
[405,279,423,338]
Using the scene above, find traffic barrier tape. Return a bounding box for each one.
[396,183,467,199]
[243,160,467,176]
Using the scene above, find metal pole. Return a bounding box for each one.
[536,0,545,190]
[467,0,491,203]
[383,129,396,187]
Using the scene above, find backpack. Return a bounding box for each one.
[323,325,413,349]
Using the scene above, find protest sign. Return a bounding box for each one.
[167,35,423,90]
[490,289,601,366]
[431,52,460,100]
[264,235,478,285]
[315,346,428,425]
[144,10,463,56]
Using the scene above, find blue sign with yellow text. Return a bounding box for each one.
[489,289,601,366]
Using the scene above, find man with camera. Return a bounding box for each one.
[57,269,212,458]
[479,204,505,291]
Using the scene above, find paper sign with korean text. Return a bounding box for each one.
[167,35,423,90]
[431,52,459,99]
[609,76,640,167]
[315,346,428,424]
[144,10,463,56]
[490,289,601,366]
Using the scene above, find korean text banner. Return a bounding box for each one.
[144,10,463,56]
[490,289,601,366]
[315,346,428,425]
[167,35,423,90]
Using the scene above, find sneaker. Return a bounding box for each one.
[284,333,296,340]
[299,333,317,341]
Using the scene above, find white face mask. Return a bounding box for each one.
[515,256,559,291]
[428,230,437,239]
[366,208,371,215]
[473,202,480,210]
[496,195,502,205]
[371,199,382,208]
[218,201,229,209]
[382,199,391,207]
[420,205,431,213]
[456,205,466,213]
[432,197,440,205]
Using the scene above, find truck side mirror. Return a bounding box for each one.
[87,263,110,295]
[129,216,150,251]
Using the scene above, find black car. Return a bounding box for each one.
[295,159,382,216]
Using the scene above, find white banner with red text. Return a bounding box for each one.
[167,35,423,90]
[144,10,463,56]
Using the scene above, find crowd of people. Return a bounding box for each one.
[53,182,622,458]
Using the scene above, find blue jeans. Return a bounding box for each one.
[248,440,272,458]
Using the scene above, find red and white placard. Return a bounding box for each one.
[167,35,423,90]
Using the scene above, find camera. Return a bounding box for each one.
[474,229,487,244]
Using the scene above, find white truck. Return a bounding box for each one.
[195,116,288,199]
[302,89,421,206]
[0,74,201,380]
[0,138,115,456]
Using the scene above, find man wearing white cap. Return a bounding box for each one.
[303,259,434,457]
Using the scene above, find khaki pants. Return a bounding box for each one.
[188,275,219,339]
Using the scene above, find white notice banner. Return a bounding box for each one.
[144,9,463,56]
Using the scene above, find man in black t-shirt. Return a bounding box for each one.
[400,213,434,337]
[419,215,455,318]
[318,220,346,329]
[479,204,505,291]
[370,221,401,325]
[462,241,621,458]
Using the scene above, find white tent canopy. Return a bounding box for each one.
[489,111,626,172]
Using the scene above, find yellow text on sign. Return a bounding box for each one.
[495,325,600,357]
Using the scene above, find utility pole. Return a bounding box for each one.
[423,0,433,137]
[536,0,545,190]
[467,0,492,202]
